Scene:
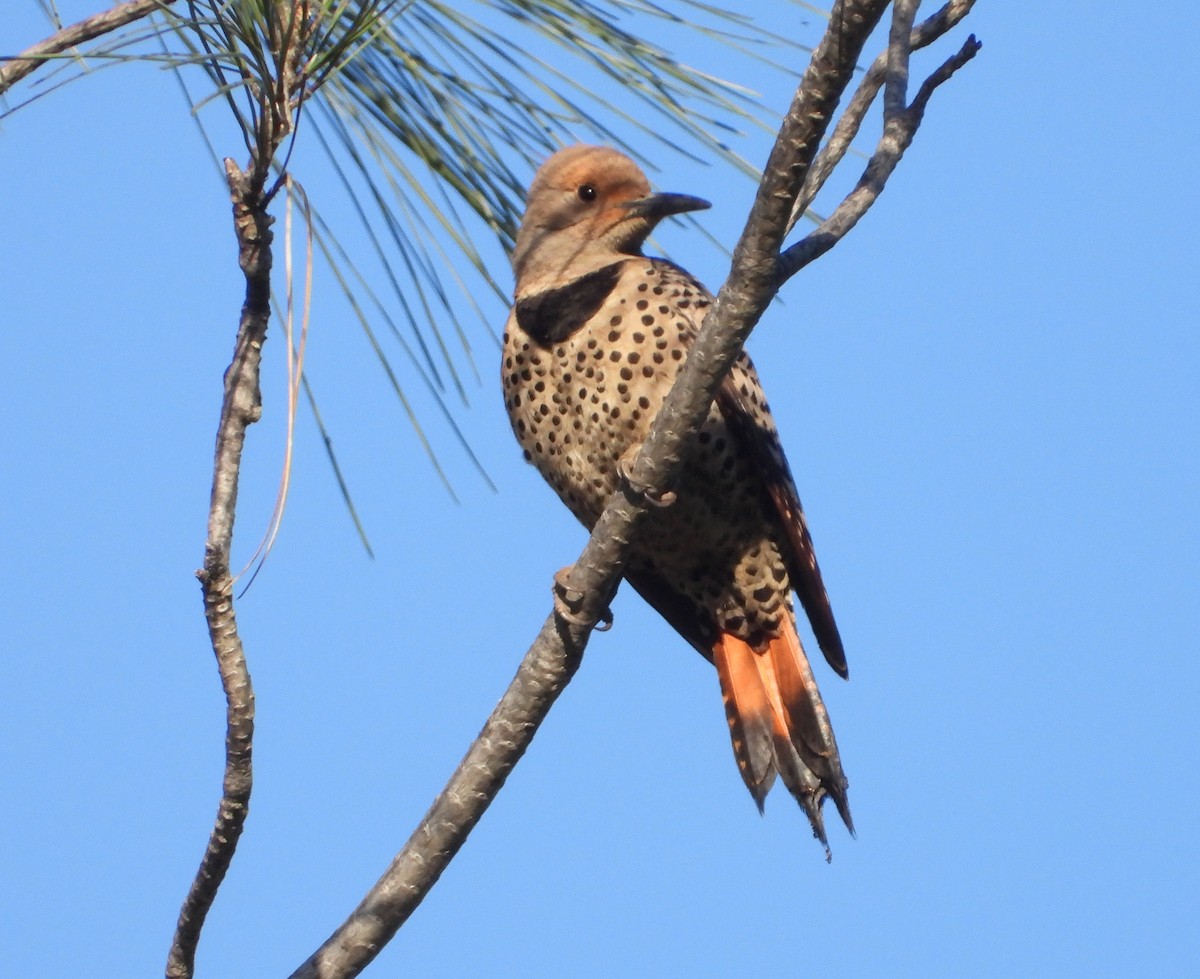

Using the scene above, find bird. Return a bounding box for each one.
[501,144,852,850]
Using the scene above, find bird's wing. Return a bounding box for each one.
[715,354,849,679]
[638,258,847,677]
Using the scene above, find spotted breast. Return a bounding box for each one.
[502,144,852,850]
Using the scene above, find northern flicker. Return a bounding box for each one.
[502,144,851,847]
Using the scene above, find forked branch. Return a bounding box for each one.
[786,0,979,236]
[777,22,980,283]
[290,1,984,976]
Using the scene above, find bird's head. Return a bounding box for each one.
[511,144,710,295]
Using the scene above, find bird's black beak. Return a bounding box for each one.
[621,192,711,220]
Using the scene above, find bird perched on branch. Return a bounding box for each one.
[501,144,852,851]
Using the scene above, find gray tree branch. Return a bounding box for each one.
[166,13,313,975]
[287,1,974,976]
[885,0,920,118]
[165,157,273,979]
[0,0,177,96]
[787,0,978,236]
[777,25,981,284]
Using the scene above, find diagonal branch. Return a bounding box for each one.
[0,0,177,96]
[290,3,914,977]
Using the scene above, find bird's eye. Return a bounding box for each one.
[577,184,597,202]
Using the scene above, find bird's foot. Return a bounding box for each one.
[617,458,676,508]
[552,567,613,631]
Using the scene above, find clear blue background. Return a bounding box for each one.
[3,3,1197,976]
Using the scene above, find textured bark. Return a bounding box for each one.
[0,0,177,96]
[289,615,586,979]
[778,5,981,282]
[788,0,979,234]
[164,6,313,971]
[289,2,975,977]
[165,160,273,979]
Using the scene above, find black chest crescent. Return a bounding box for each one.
[515,263,623,345]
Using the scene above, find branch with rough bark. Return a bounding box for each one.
[779,0,981,279]
[166,10,316,976]
[165,158,273,979]
[788,0,978,235]
[290,1,979,976]
[0,0,176,96]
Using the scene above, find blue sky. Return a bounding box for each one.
[2,3,1197,977]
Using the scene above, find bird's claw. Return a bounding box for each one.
[617,458,676,508]
[553,567,614,630]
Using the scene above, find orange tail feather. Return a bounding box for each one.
[713,636,778,807]
[713,616,852,849]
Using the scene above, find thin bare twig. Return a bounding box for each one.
[289,3,927,977]
[885,0,919,119]
[787,0,977,234]
[0,0,176,96]
[777,30,981,283]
